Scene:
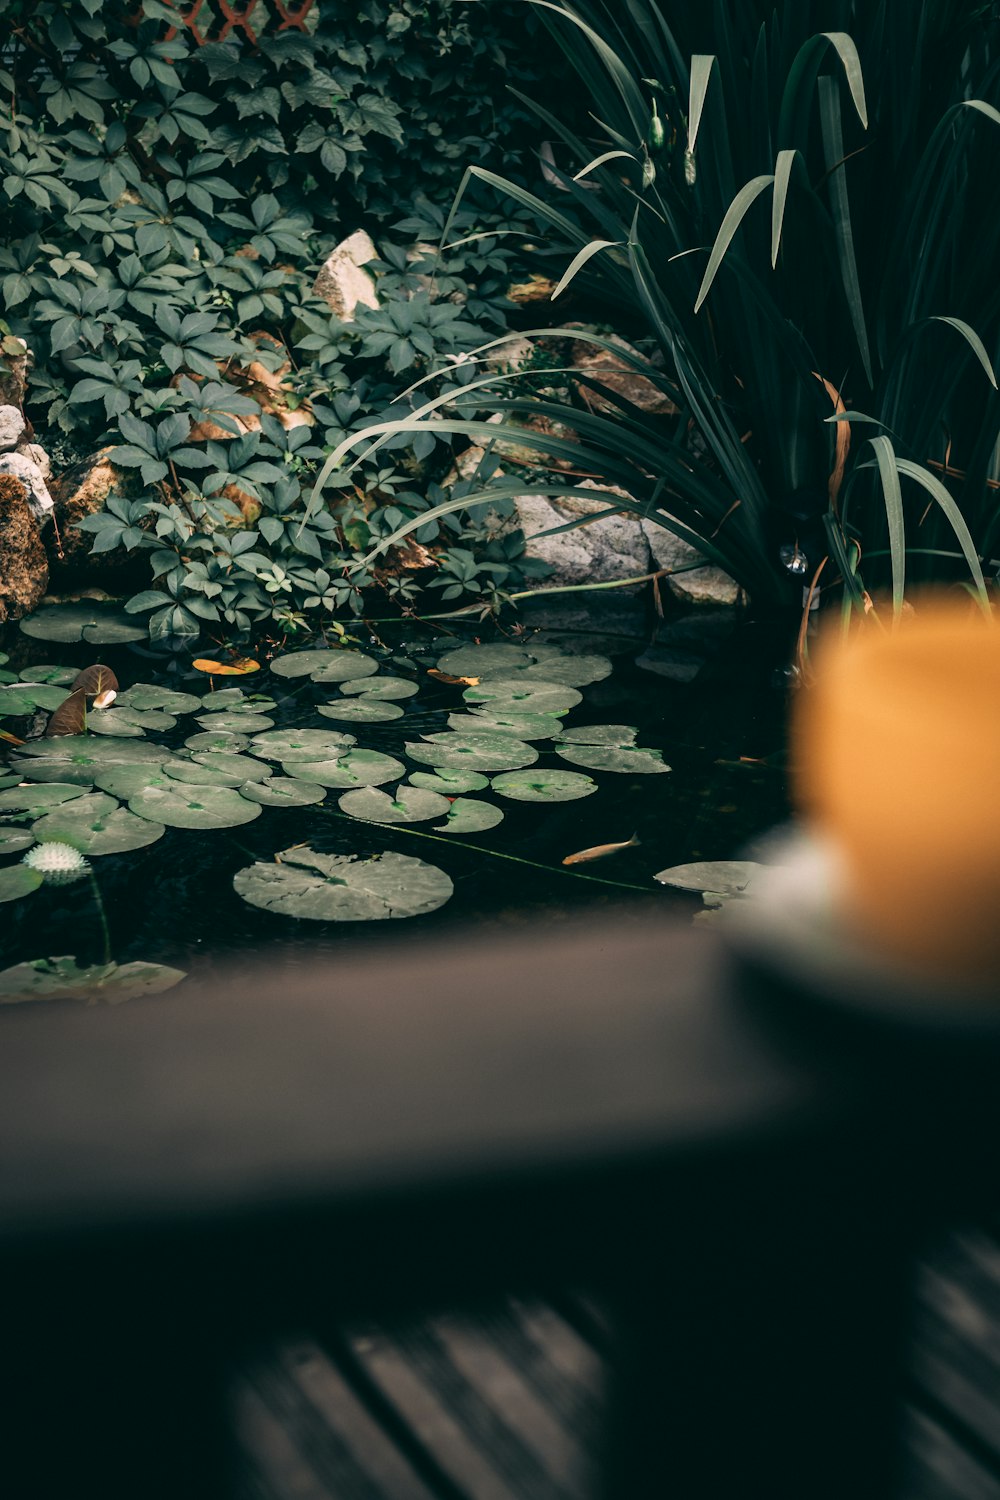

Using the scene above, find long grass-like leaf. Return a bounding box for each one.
[573,150,637,180]
[928,316,998,390]
[694,174,774,313]
[551,238,625,300]
[823,514,866,606]
[868,435,906,617]
[770,148,798,267]
[892,457,989,604]
[687,54,716,154]
[817,74,872,385]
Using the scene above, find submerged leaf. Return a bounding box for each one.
[490,768,598,802]
[233,847,453,921]
[0,955,185,1004]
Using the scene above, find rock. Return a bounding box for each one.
[313,230,380,322]
[47,449,145,586]
[0,405,54,519]
[0,405,24,450]
[506,274,557,305]
[0,336,29,408]
[516,480,653,586]
[570,333,677,415]
[443,443,506,486]
[485,335,536,373]
[0,472,48,621]
[641,519,741,608]
[493,413,580,468]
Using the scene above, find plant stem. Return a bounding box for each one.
[88,870,112,966]
[314,807,653,894]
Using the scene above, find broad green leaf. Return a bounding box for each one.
[453,710,565,740]
[0,782,89,813]
[433,798,504,834]
[128,782,262,829]
[0,865,43,902]
[555,742,670,773]
[519,650,612,687]
[283,750,406,788]
[406,732,538,773]
[270,648,379,682]
[341,676,418,700]
[0,683,74,715]
[233,847,453,921]
[17,665,77,686]
[558,724,638,746]
[338,785,451,824]
[238,776,326,807]
[318,699,404,723]
[250,727,356,762]
[33,794,165,855]
[20,604,146,644]
[184,729,252,753]
[407,768,490,794]
[87,707,176,736]
[0,825,34,854]
[0,955,185,1004]
[434,643,537,678]
[195,711,274,732]
[461,678,582,715]
[490,768,597,801]
[116,684,202,713]
[165,753,270,788]
[12,736,166,784]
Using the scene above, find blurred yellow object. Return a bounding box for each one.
[793,598,1000,987]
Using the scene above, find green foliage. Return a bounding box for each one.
[330,0,1000,617]
[1,0,570,638]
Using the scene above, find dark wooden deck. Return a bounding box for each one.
[236,1227,1000,1500]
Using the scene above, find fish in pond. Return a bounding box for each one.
[562,833,640,866]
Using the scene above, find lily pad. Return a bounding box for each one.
[19,604,147,644]
[0,865,43,902]
[116,684,201,714]
[653,861,765,895]
[433,798,505,834]
[250,727,356,762]
[270,648,379,683]
[434,643,536,678]
[238,776,327,807]
[559,724,639,746]
[171,751,270,786]
[338,785,451,824]
[12,736,166,784]
[17,665,78,686]
[0,683,74,715]
[200,688,276,711]
[462,678,582,715]
[233,846,453,921]
[284,749,406,788]
[184,729,252,753]
[128,781,262,829]
[406,732,538,773]
[33,795,165,855]
[407,768,490,794]
[0,955,186,1004]
[196,711,274,733]
[0,783,89,814]
[93,764,193,799]
[341,676,418,700]
[0,825,35,854]
[519,649,613,687]
[318,699,404,723]
[491,768,597,801]
[87,707,177,736]
[449,710,565,741]
[555,742,670,774]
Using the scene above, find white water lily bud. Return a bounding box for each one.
[22,842,90,884]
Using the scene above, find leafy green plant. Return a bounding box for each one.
[324,0,1000,620]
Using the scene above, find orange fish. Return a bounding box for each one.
[562,833,640,866]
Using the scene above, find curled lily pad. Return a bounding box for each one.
[406,732,538,773]
[433,798,505,834]
[184,729,252,753]
[341,676,418,700]
[20,603,147,645]
[555,742,670,774]
[338,785,451,824]
[0,955,185,1004]
[128,782,262,829]
[238,776,326,807]
[87,707,177,736]
[116,684,201,714]
[250,727,356,762]
[653,861,765,895]
[407,767,490,794]
[559,724,638,746]
[0,825,35,854]
[318,699,404,723]
[12,736,166,784]
[0,865,43,902]
[284,749,406,788]
[233,846,453,921]
[196,711,274,733]
[0,683,73,715]
[449,710,565,741]
[491,768,598,802]
[462,678,582,715]
[18,665,78,686]
[33,795,165,855]
[0,783,89,814]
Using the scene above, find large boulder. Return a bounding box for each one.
[47,450,147,588]
[0,405,54,518]
[641,520,741,608]
[516,480,653,586]
[313,230,379,322]
[0,472,47,621]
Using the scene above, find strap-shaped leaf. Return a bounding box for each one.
[868,436,905,618]
[818,75,872,386]
[770,149,798,268]
[892,458,988,605]
[552,239,624,301]
[928,316,998,390]
[694,174,774,313]
[687,54,716,155]
[572,150,636,181]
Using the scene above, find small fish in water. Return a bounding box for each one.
[562,833,640,866]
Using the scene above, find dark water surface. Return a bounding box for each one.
[0,605,793,989]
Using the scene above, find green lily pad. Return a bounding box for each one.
[127,782,262,829]
[184,729,252,753]
[491,769,598,802]
[449,710,565,741]
[519,649,613,687]
[0,955,186,1004]
[555,742,670,774]
[338,785,451,824]
[17,665,78,686]
[33,795,165,855]
[318,699,404,723]
[433,798,504,834]
[233,846,453,921]
[283,750,405,788]
[250,727,356,763]
[201,688,276,711]
[0,825,35,854]
[0,683,74,715]
[434,643,536,678]
[195,712,274,733]
[93,764,199,800]
[0,670,16,684]
[0,783,89,814]
[238,776,326,807]
[0,865,43,902]
[653,861,765,895]
[167,752,270,787]
[12,736,166,784]
[0,775,20,790]
[270,648,379,683]
[558,724,639,746]
[20,603,147,645]
[406,732,538,773]
[87,707,177,736]
[407,768,490,794]
[341,676,418,700]
[462,678,582,715]
[116,684,201,714]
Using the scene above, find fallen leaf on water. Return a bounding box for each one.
[427,669,481,686]
[192,658,261,676]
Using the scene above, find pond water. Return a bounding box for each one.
[0,599,793,1000]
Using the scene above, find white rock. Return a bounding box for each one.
[313,230,380,322]
[0,450,54,516]
[641,518,741,607]
[516,481,652,585]
[0,404,25,451]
